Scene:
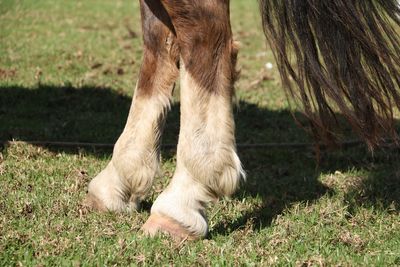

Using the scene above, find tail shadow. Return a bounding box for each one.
[211,102,400,235]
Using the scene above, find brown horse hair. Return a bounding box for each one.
[259,0,400,149]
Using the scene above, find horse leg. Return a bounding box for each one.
[85,0,179,212]
[142,0,245,239]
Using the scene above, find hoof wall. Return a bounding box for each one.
[82,193,107,212]
[141,213,200,241]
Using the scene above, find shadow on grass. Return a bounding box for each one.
[0,85,132,145]
[1,84,399,234]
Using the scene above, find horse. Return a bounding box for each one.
[84,0,400,240]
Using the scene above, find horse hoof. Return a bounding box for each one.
[82,193,107,212]
[141,213,200,241]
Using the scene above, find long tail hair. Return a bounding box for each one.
[259,0,400,148]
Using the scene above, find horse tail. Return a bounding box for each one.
[259,0,400,148]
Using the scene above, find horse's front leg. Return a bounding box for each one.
[85,0,179,212]
[142,0,245,239]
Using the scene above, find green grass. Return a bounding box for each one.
[1,0,400,266]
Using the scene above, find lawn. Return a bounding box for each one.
[1,0,400,266]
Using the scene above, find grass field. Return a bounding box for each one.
[1,0,400,266]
